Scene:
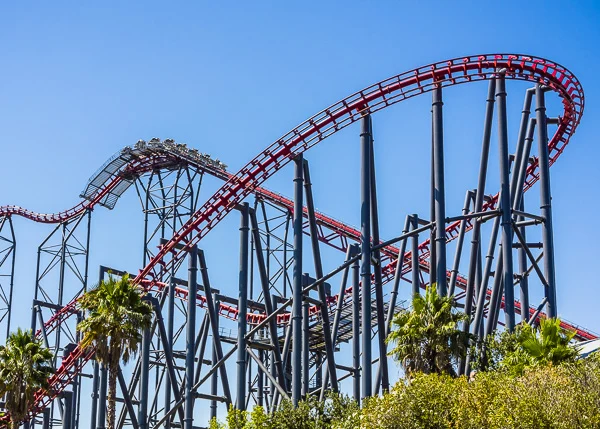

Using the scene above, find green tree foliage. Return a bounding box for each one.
[210,393,359,429]
[386,285,471,377]
[473,317,579,375]
[0,328,54,429]
[209,355,600,428]
[77,274,152,429]
[339,353,600,429]
[518,317,578,364]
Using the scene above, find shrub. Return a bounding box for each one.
[213,393,359,429]
[335,353,600,429]
[214,354,600,428]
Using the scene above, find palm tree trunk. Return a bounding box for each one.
[107,350,120,429]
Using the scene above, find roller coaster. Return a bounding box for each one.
[0,53,596,429]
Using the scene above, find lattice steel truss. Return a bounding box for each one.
[0,215,16,342]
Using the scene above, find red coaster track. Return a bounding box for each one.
[0,54,590,422]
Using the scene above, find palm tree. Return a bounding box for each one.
[475,317,578,375]
[386,285,471,377]
[516,317,577,367]
[0,328,54,429]
[77,274,152,429]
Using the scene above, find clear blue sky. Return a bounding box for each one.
[1,0,599,421]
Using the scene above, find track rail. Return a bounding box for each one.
[135,54,583,288]
[0,54,589,421]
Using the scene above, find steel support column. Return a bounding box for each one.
[90,362,99,429]
[164,281,175,429]
[43,409,50,429]
[0,215,16,340]
[137,301,151,429]
[432,85,447,296]
[359,115,372,400]
[236,203,249,410]
[535,85,557,318]
[351,246,360,404]
[302,274,310,398]
[62,391,73,429]
[496,74,515,331]
[411,216,420,297]
[210,294,219,421]
[430,125,437,289]
[257,350,264,407]
[291,154,303,406]
[184,245,198,429]
[97,366,107,429]
[369,139,389,395]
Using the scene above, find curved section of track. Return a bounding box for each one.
[0,54,588,420]
[131,56,584,321]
